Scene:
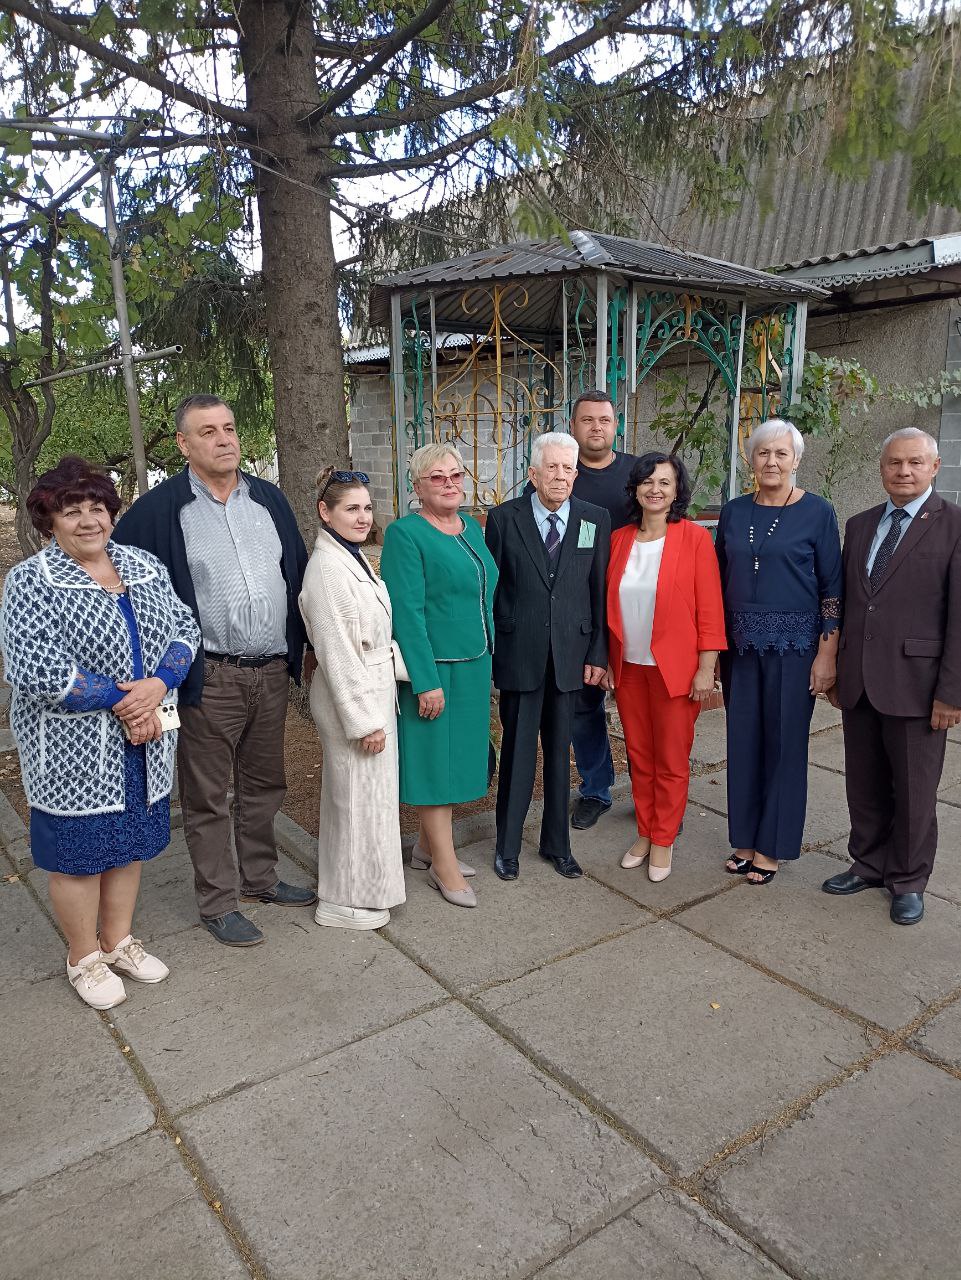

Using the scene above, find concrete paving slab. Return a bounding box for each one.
[709,1052,961,1280]
[687,765,853,850]
[676,851,961,1029]
[690,707,729,770]
[910,996,961,1069]
[112,914,444,1114]
[385,837,651,995]
[0,875,63,986]
[1,979,154,1195]
[571,801,737,911]
[811,697,843,732]
[0,1131,247,1279]
[538,1189,791,1279]
[825,800,961,905]
[476,923,874,1176]
[178,1002,658,1280]
[809,731,961,794]
[27,834,317,947]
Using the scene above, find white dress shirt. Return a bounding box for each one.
[620,536,665,665]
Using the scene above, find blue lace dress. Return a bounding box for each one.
[30,593,192,876]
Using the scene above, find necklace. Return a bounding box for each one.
[748,487,794,573]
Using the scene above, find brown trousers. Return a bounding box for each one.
[178,657,289,920]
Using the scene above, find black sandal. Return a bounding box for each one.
[746,866,777,885]
[725,856,754,875]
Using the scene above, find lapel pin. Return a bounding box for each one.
[920,512,930,519]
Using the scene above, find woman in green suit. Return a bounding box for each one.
[381,444,498,909]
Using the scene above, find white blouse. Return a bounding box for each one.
[619,536,665,665]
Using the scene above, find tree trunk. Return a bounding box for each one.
[237,0,350,541]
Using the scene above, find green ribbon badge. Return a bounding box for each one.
[577,521,596,549]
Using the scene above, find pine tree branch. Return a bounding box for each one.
[1,0,257,129]
[311,0,458,121]
[326,0,659,134]
[331,121,492,178]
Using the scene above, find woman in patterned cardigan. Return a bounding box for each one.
[0,457,200,1009]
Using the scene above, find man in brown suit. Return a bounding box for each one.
[824,428,961,924]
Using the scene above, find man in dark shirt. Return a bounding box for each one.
[527,390,638,828]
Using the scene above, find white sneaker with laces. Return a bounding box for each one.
[314,902,390,930]
[66,951,127,1009]
[100,935,170,983]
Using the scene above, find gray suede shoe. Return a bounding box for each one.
[204,911,265,947]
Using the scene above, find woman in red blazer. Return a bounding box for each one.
[605,453,726,880]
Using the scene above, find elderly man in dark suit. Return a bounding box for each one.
[485,431,610,881]
[824,428,961,924]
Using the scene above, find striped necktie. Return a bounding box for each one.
[545,512,561,558]
[869,507,908,588]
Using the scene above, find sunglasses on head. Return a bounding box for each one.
[318,469,370,501]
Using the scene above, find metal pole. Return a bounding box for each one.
[726,302,748,502]
[390,292,407,515]
[100,164,149,496]
[595,272,608,392]
[22,345,183,388]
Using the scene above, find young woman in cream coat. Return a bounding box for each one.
[298,469,406,929]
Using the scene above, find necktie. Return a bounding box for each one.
[545,512,561,558]
[869,507,908,588]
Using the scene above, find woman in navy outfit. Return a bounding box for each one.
[1,457,200,1008]
[715,420,842,883]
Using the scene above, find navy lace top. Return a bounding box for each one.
[714,492,842,655]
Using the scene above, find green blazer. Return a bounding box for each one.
[381,513,498,694]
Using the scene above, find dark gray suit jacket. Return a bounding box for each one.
[837,491,961,716]
[485,494,610,693]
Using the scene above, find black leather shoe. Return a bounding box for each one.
[203,911,265,947]
[571,797,612,830]
[494,854,519,881]
[241,880,318,906]
[541,852,583,878]
[821,869,884,895]
[891,892,924,925]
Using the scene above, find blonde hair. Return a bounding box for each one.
[409,442,465,482]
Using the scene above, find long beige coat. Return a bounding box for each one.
[298,532,405,909]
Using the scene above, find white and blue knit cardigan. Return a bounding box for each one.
[0,540,200,816]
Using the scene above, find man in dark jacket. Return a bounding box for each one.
[486,431,610,881]
[113,394,316,946]
[825,428,961,925]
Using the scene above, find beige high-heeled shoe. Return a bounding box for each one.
[426,865,477,908]
[648,844,673,882]
[620,837,651,869]
[410,842,476,877]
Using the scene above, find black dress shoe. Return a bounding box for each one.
[540,852,583,878]
[821,869,884,895]
[571,797,611,830]
[494,854,519,881]
[891,892,924,925]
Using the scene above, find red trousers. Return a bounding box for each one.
[615,662,699,846]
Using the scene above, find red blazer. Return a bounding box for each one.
[607,519,727,697]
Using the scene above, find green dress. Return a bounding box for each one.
[380,513,498,805]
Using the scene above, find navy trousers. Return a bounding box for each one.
[572,683,615,804]
[720,646,815,861]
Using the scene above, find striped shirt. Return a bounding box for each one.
[180,469,288,658]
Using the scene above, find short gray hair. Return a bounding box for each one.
[409,441,465,482]
[531,431,579,470]
[747,418,805,467]
[880,427,939,459]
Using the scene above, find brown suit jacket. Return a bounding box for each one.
[837,491,961,716]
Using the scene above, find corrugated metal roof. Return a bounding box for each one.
[628,64,961,272]
[369,229,821,327]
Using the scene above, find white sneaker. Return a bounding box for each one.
[100,935,170,983]
[66,951,127,1010]
[314,902,390,930]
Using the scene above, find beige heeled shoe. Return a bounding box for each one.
[648,844,673,882]
[426,865,477,908]
[620,837,651,869]
[410,842,476,877]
